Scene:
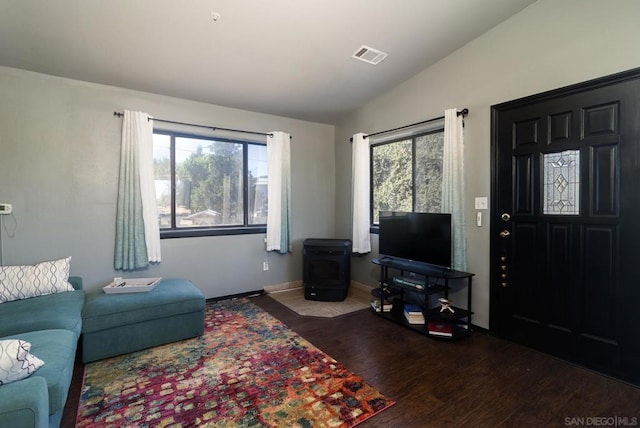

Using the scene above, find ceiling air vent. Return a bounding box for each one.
[352,45,388,65]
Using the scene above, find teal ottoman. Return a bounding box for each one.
[81,278,205,363]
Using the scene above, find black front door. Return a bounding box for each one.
[490,69,640,385]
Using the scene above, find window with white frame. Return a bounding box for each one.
[371,129,444,225]
[153,131,268,237]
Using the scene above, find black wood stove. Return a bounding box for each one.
[302,238,352,301]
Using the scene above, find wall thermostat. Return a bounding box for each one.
[0,203,12,214]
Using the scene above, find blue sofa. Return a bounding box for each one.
[0,277,84,428]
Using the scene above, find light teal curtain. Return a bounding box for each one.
[114,111,151,270]
[442,108,467,271]
[266,132,292,254]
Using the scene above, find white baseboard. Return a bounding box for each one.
[264,281,303,294]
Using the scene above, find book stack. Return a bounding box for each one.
[370,300,393,313]
[427,321,453,337]
[403,304,425,324]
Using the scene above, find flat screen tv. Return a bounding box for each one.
[378,211,452,269]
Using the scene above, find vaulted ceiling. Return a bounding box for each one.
[0,0,536,124]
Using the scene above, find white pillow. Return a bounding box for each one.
[0,257,74,303]
[0,339,45,385]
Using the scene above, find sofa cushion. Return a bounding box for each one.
[3,329,77,415]
[0,257,73,303]
[0,289,84,338]
[0,339,44,385]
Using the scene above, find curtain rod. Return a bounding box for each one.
[349,108,468,142]
[113,112,277,138]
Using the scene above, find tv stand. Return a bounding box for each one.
[371,257,474,340]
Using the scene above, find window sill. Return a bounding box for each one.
[160,226,266,239]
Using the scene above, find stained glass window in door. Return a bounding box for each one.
[543,150,580,215]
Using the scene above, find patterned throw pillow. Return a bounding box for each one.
[0,257,74,303]
[0,339,45,385]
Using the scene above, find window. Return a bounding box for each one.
[153,131,268,237]
[371,129,444,225]
[543,150,580,215]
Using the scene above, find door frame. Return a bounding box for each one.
[489,67,640,335]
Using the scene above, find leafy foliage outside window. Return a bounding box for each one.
[415,132,444,212]
[372,140,412,223]
[153,132,267,236]
[371,130,444,224]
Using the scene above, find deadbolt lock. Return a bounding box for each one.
[501,213,511,221]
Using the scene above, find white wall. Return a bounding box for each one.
[335,0,640,328]
[0,67,336,297]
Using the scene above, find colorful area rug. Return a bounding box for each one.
[76,298,395,427]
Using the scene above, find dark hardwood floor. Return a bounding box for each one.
[63,295,640,427]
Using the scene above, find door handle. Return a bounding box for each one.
[499,230,511,238]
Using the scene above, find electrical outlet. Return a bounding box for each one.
[263,261,269,271]
[0,203,12,215]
